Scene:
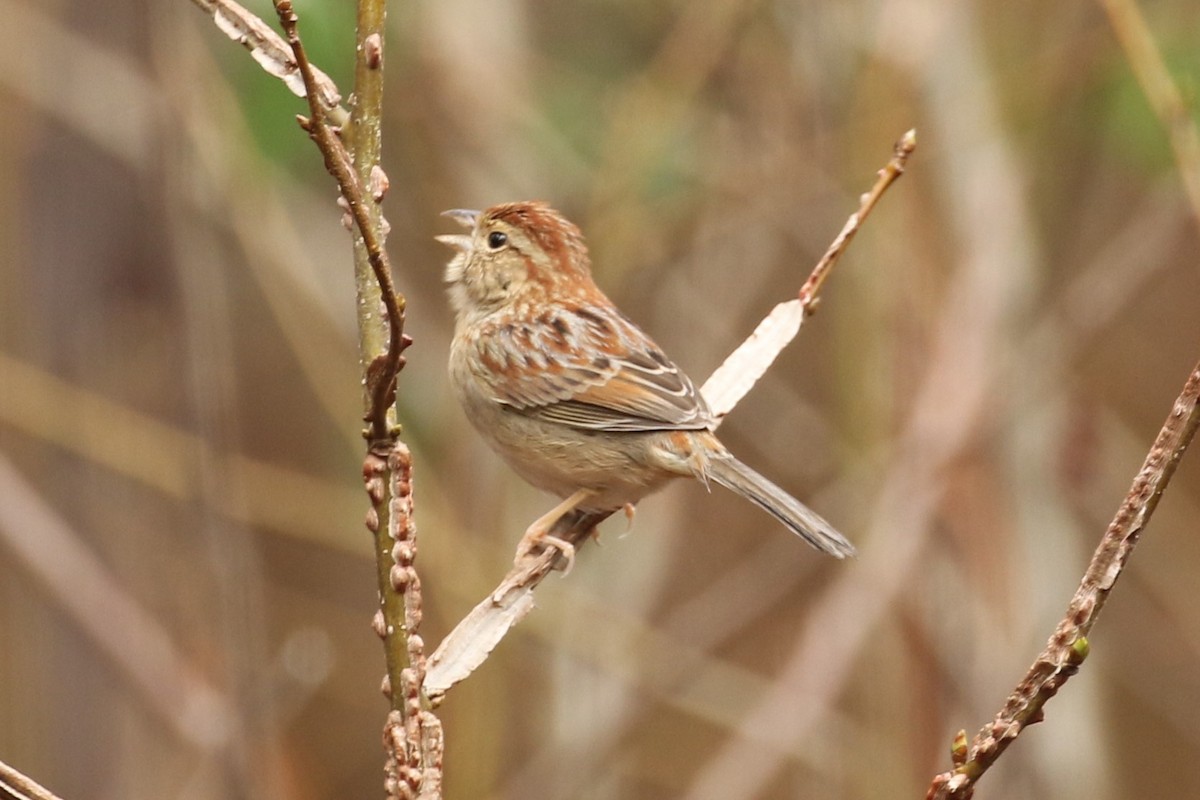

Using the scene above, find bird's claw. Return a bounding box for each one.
[514,532,576,576]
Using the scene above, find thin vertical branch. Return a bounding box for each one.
[371,443,442,799]
[268,1,436,796]
[347,0,398,440]
[271,1,405,443]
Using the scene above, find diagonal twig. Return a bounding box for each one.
[702,129,915,420]
[926,357,1200,799]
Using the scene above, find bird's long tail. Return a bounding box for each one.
[705,455,855,558]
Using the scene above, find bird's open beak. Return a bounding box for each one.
[435,233,472,252]
[436,208,480,252]
[441,208,480,229]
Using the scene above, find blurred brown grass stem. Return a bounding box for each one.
[927,356,1200,799]
[0,453,235,752]
[346,0,401,444]
[1099,0,1200,232]
[686,17,1036,787]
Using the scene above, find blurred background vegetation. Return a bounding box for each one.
[1,0,1199,798]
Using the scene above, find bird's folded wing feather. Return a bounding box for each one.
[467,306,712,432]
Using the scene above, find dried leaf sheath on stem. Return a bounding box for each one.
[189,0,346,124]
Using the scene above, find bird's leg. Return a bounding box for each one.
[515,488,596,574]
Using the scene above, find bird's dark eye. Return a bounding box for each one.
[487,231,508,250]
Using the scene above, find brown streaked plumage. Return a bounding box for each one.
[439,201,854,566]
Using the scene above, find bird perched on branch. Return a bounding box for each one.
[438,201,854,568]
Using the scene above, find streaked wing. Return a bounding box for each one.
[466,305,712,432]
